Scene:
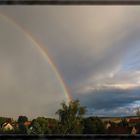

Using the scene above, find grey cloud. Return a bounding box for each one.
[1,7,140,116]
[75,88,140,116]
[0,15,68,119]
[0,6,133,88]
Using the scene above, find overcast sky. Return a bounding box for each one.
[0,6,140,118]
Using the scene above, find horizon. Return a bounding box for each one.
[0,112,138,121]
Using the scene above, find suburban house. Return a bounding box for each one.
[128,118,140,126]
[131,127,137,135]
[24,121,31,128]
[105,122,111,129]
[2,122,14,131]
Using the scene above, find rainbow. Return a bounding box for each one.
[0,13,72,102]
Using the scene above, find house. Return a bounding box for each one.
[106,122,111,129]
[2,122,14,131]
[128,118,140,126]
[131,127,137,135]
[112,119,121,124]
[24,121,31,127]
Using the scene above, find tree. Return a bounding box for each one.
[28,117,58,134]
[28,119,42,134]
[44,118,59,134]
[18,123,28,134]
[0,117,9,127]
[17,116,29,134]
[17,116,28,124]
[34,117,48,134]
[56,100,86,134]
[83,117,105,134]
[118,118,128,127]
[136,107,140,117]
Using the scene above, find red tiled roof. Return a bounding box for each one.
[129,118,140,123]
[24,121,31,126]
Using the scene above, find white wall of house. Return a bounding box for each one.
[2,123,14,131]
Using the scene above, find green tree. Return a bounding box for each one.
[136,107,140,117]
[18,123,28,134]
[118,118,128,127]
[83,117,105,134]
[28,119,42,134]
[29,117,58,134]
[56,100,86,134]
[17,116,29,134]
[17,116,28,124]
[44,118,59,134]
[35,117,48,134]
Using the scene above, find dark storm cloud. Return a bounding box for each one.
[77,88,140,116]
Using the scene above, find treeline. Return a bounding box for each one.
[3,100,140,134]
[0,100,107,134]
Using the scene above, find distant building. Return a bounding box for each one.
[24,121,31,127]
[2,122,14,131]
[106,122,111,129]
[128,118,140,126]
[111,118,122,124]
[131,127,137,135]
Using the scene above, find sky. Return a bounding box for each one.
[0,6,140,118]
